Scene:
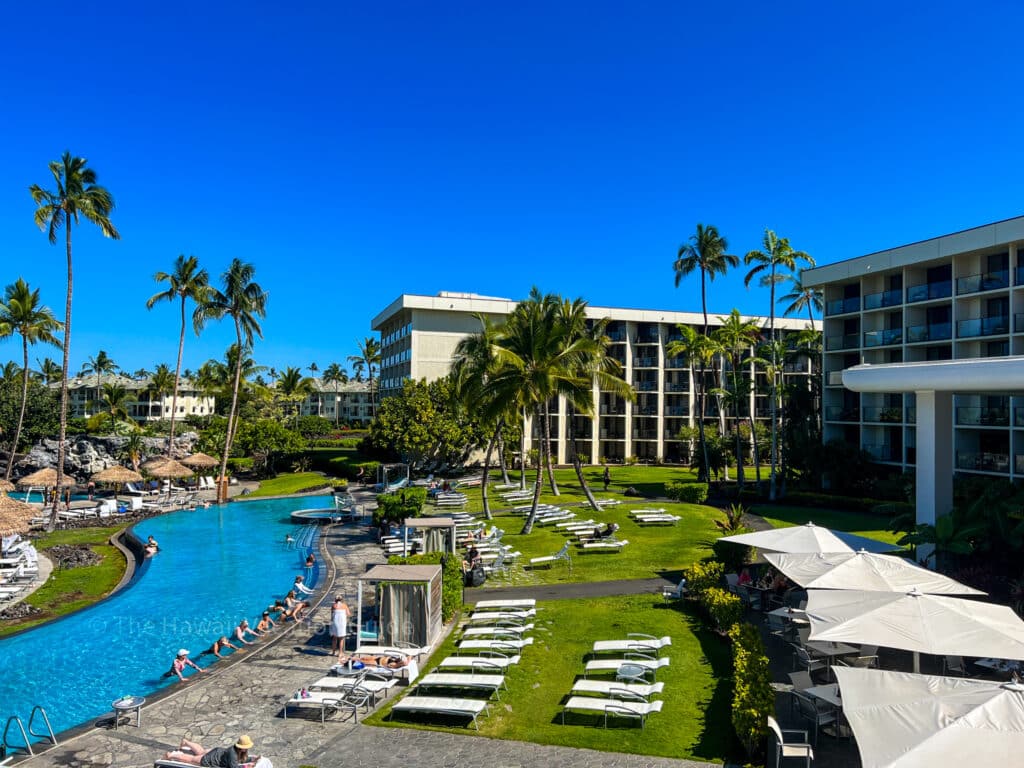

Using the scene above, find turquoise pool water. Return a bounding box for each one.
[0,495,334,737]
[7,491,90,503]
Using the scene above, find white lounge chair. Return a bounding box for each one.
[634,515,680,525]
[310,673,398,704]
[462,624,533,638]
[583,656,671,678]
[282,690,361,723]
[570,679,665,700]
[628,508,666,517]
[390,695,491,729]
[529,542,572,570]
[473,598,536,610]
[560,696,663,728]
[467,609,535,623]
[458,637,534,651]
[592,634,672,655]
[417,673,506,698]
[661,579,687,600]
[437,654,521,671]
[581,538,629,551]
[355,643,431,658]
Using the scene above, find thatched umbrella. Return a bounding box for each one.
[0,495,38,536]
[0,479,14,492]
[146,459,194,479]
[16,467,76,488]
[92,465,145,499]
[182,452,219,469]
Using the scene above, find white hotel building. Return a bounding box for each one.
[803,214,1024,480]
[371,292,810,465]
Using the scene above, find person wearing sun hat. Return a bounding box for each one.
[164,734,255,767]
[165,648,204,682]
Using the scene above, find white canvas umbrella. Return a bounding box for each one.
[718,521,898,554]
[764,550,985,595]
[834,666,1024,768]
[807,588,1024,672]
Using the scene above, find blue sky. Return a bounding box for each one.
[2,1,1023,376]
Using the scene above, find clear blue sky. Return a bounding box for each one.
[2,1,1022,376]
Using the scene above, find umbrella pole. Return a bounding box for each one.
[913,651,920,674]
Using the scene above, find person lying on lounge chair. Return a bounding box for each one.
[199,636,242,659]
[164,734,255,767]
[337,653,410,669]
[284,600,309,621]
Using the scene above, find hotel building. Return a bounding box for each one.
[371,292,810,464]
[299,380,375,425]
[59,375,215,422]
[803,215,1024,480]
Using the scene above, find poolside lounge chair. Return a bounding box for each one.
[592,634,672,655]
[417,672,506,698]
[330,658,420,682]
[583,656,671,678]
[473,598,536,610]
[437,654,521,672]
[560,696,663,728]
[570,679,665,700]
[628,508,666,517]
[528,542,572,571]
[390,695,491,729]
[661,579,687,600]
[355,643,432,659]
[634,515,681,525]
[462,624,533,638]
[458,637,534,651]
[282,689,361,723]
[580,538,629,551]
[309,673,398,704]
[467,609,536,623]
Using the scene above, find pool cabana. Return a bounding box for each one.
[402,516,458,554]
[355,564,443,650]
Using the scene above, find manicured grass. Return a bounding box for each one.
[752,504,904,546]
[0,526,127,638]
[367,594,737,762]
[248,472,339,497]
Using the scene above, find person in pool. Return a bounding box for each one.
[255,611,275,633]
[293,575,315,595]
[305,553,316,568]
[199,636,242,659]
[234,619,258,646]
[164,734,256,767]
[166,649,204,681]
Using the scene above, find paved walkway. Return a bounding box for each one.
[20,493,716,768]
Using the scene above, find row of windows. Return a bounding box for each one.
[382,323,413,347]
[383,349,411,368]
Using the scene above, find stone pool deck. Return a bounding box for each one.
[20,492,716,768]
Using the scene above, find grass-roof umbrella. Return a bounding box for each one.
[0,494,38,536]
[91,465,145,500]
[0,479,14,492]
[182,452,219,469]
[16,467,76,488]
[146,459,194,479]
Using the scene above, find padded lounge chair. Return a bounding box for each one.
[390,695,490,729]
[437,654,521,672]
[467,609,535,623]
[282,690,360,724]
[417,672,506,698]
[462,624,533,638]
[458,637,533,651]
[583,656,671,678]
[570,679,664,700]
[581,538,629,551]
[310,673,398,704]
[529,542,572,570]
[473,598,536,610]
[560,696,663,728]
[592,634,672,655]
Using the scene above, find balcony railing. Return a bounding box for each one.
[633,405,658,416]
[956,451,1010,473]
[782,362,808,373]
[633,381,658,391]
[826,296,861,315]
[1016,313,1024,333]
[664,406,689,417]
[632,357,657,368]
[599,430,625,440]
[863,444,901,462]
[665,382,689,392]
[862,406,903,423]
[665,358,688,369]
[906,406,916,423]
[864,328,903,347]
[906,322,952,343]
[826,370,845,386]
[633,335,659,345]
[826,333,860,351]
[600,405,626,415]
[906,280,952,303]
[1017,265,1024,286]
[1016,406,1024,427]
[956,406,1010,427]
[956,270,1009,295]
[632,430,658,440]
[825,406,859,422]
[957,316,1010,338]
[607,331,627,342]
[863,289,903,310]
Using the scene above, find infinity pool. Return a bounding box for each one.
[0,495,335,737]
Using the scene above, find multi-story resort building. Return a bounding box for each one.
[371,292,811,464]
[298,380,375,425]
[59,375,215,422]
[803,214,1024,480]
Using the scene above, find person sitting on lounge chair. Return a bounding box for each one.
[592,523,619,540]
[163,734,254,767]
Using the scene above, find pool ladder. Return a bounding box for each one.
[2,706,57,757]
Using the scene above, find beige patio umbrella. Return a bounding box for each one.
[16,467,75,488]
[0,478,14,492]
[182,452,219,469]
[91,465,145,498]
[146,459,194,479]
[0,495,38,536]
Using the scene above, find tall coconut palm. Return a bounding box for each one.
[780,271,824,331]
[744,230,815,500]
[348,337,381,417]
[322,363,348,425]
[31,152,120,522]
[710,310,761,491]
[146,254,210,455]
[667,324,716,480]
[195,259,268,501]
[276,366,314,427]
[0,279,62,480]
[81,349,117,386]
[120,431,148,472]
[36,357,62,385]
[145,363,176,422]
[100,382,134,434]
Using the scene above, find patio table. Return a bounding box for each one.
[804,683,842,708]
[806,641,859,659]
[768,606,809,625]
[746,585,773,611]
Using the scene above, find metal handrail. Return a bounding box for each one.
[2,716,32,757]
[28,707,56,746]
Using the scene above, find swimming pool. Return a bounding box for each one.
[0,495,336,738]
[7,491,90,504]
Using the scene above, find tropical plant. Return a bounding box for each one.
[99,382,134,434]
[120,431,148,472]
[81,349,118,386]
[744,230,815,501]
[321,362,348,426]
[0,279,62,479]
[194,259,268,500]
[714,503,749,533]
[667,324,716,481]
[348,337,381,416]
[779,270,824,331]
[673,223,738,334]
[31,151,120,521]
[711,310,761,490]
[35,357,62,385]
[146,254,210,455]
[144,363,176,421]
[275,366,314,427]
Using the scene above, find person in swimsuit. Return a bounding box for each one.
[199,636,241,659]
[293,575,315,595]
[255,611,275,634]
[163,734,255,767]
[337,653,410,669]
[330,596,350,653]
[234,619,258,646]
[167,649,204,681]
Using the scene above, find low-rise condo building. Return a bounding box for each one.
[371,291,811,464]
[59,375,215,422]
[298,380,375,425]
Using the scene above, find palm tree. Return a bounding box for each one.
[145,363,176,421]
[744,230,815,500]
[308,362,319,377]
[667,324,716,480]
[36,357,62,385]
[350,360,364,382]
[100,382,133,434]
[780,271,824,331]
[0,362,21,383]
[195,259,268,501]
[81,350,117,387]
[348,338,381,417]
[322,363,348,425]
[0,279,62,480]
[120,431,147,472]
[276,366,314,426]
[146,254,210,455]
[674,224,737,335]
[31,152,120,522]
[711,310,761,490]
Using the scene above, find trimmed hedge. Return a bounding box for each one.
[386,551,462,622]
[703,586,743,632]
[681,560,725,598]
[665,480,709,504]
[729,622,774,760]
[374,487,427,525]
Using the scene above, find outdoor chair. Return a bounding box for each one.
[788,670,814,691]
[529,542,572,572]
[835,654,878,669]
[943,655,967,676]
[661,579,687,600]
[765,611,792,640]
[792,645,829,678]
[560,696,663,729]
[767,715,813,767]
[792,690,836,745]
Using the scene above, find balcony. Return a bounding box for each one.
[632,430,658,440]
[634,335,659,345]
[632,357,657,368]
[956,270,1009,295]
[633,381,658,392]
[664,406,689,417]
[957,316,1009,338]
[599,430,626,440]
[826,333,860,351]
[1016,406,1024,427]
[782,362,809,373]
[863,444,901,462]
[862,406,903,423]
[1017,455,1024,474]
[906,280,952,303]
[665,358,688,369]
[1017,313,1024,333]
[826,370,846,386]
[825,406,860,422]
[634,405,658,416]
[826,297,860,315]
[906,406,916,423]
[906,322,952,343]
[863,289,903,310]
[607,331,626,342]
[600,405,626,415]
[1017,265,1024,286]
[864,328,903,348]
[956,406,1010,427]
[665,382,689,393]
[956,451,1010,473]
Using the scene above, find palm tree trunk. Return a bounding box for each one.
[6,336,31,482]
[497,428,511,484]
[751,419,762,491]
[49,222,74,530]
[769,268,778,502]
[543,401,559,496]
[733,364,744,491]
[567,410,600,511]
[519,407,527,490]
[520,406,545,534]
[697,272,710,483]
[480,422,499,521]
[167,296,186,457]
[217,330,245,503]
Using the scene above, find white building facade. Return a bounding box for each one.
[299,380,375,425]
[60,375,215,421]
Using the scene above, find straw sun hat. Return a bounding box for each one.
[234,735,254,750]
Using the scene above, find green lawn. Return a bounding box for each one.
[752,504,903,546]
[367,594,736,762]
[0,526,127,638]
[247,472,339,497]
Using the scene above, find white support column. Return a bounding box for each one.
[556,395,568,465]
[914,390,953,566]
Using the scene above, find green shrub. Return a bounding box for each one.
[665,480,709,503]
[712,533,756,573]
[729,622,774,760]
[780,490,914,517]
[226,457,253,474]
[374,487,428,525]
[681,560,725,598]
[387,551,462,622]
[703,587,743,632]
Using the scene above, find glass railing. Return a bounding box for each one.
[864,328,903,347]
[863,406,903,423]
[1016,313,1024,333]
[632,430,658,440]
[665,382,689,392]
[906,280,952,302]
[599,432,625,440]
[664,406,689,417]
[607,331,626,342]
[906,322,952,343]
[633,336,659,345]
[956,406,1010,427]
[956,451,1010,473]
[633,381,658,391]
[826,296,861,315]
[956,270,1009,295]
[782,362,808,373]
[599,405,626,415]
[957,316,1010,338]
[863,289,903,310]
[826,333,860,351]
[826,371,845,386]
[863,444,901,462]
[632,357,657,368]
[825,406,859,421]
[634,406,658,416]
[665,358,688,369]
[1017,266,1024,286]
[1016,406,1024,427]
[1017,455,1024,474]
